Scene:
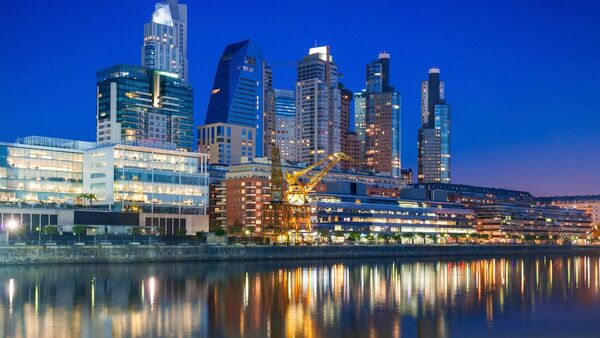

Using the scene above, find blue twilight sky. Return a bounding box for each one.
[1,0,599,196]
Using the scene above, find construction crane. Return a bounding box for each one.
[283,152,353,231]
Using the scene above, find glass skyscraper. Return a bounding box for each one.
[274,89,296,162]
[142,0,189,82]
[418,67,451,183]
[96,64,194,151]
[365,53,402,176]
[353,90,367,164]
[204,40,270,158]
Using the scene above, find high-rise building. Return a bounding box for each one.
[353,90,367,166]
[263,64,275,158]
[274,89,296,162]
[364,53,401,176]
[142,0,189,82]
[96,64,194,151]
[203,40,270,161]
[418,67,451,183]
[197,123,256,165]
[295,46,342,164]
[340,84,360,170]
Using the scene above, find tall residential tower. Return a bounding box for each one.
[418,67,451,183]
[142,0,189,82]
[295,46,342,164]
[364,52,402,176]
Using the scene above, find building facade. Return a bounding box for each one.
[96,64,194,151]
[353,90,367,166]
[295,46,342,164]
[83,143,209,214]
[418,67,450,183]
[274,89,296,162]
[364,53,401,176]
[203,40,270,159]
[142,0,189,82]
[0,136,94,206]
[197,123,256,165]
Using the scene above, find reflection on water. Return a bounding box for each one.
[2,256,600,338]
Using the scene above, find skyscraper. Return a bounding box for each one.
[142,0,189,82]
[274,89,296,162]
[202,40,271,163]
[364,53,402,176]
[353,90,367,166]
[418,67,451,183]
[96,64,194,151]
[295,46,341,164]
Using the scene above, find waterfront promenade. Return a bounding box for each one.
[1,243,599,265]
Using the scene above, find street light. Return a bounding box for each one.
[5,219,19,244]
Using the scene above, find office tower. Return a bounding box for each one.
[142,0,189,82]
[353,90,367,166]
[96,64,194,151]
[274,89,296,162]
[418,67,451,183]
[202,40,270,163]
[364,52,402,176]
[295,46,342,164]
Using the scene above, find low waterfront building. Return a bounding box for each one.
[475,203,592,238]
[83,142,209,215]
[0,136,95,206]
[538,195,600,226]
[0,136,210,235]
[313,194,475,235]
[402,183,593,238]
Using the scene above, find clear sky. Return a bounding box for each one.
[1,0,599,196]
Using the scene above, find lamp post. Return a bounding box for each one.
[245,229,251,245]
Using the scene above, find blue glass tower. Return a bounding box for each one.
[204,40,266,157]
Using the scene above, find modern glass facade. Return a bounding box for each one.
[418,68,449,183]
[274,89,296,162]
[96,64,194,151]
[313,194,475,235]
[204,40,266,157]
[434,104,451,182]
[197,123,256,165]
[0,137,93,205]
[353,90,367,161]
[84,144,209,214]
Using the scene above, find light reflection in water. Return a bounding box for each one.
[0,256,600,337]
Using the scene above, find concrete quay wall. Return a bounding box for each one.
[1,244,600,265]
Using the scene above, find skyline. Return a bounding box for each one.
[1,0,599,196]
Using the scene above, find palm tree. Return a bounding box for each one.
[77,193,98,207]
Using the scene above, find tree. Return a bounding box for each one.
[196,231,205,241]
[214,228,227,237]
[175,228,187,238]
[229,220,244,236]
[72,225,86,242]
[77,193,98,207]
[44,226,58,241]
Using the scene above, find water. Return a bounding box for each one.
[1,256,600,338]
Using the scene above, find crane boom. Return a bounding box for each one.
[305,153,353,192]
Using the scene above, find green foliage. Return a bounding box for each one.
[175,228,187,237]
[44,226,58,236]
[333,230,344,237]
[72,225,87,236]
[214,228,227,237]
[195,231,205,239]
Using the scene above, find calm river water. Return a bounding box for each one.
[1,255,600,338]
